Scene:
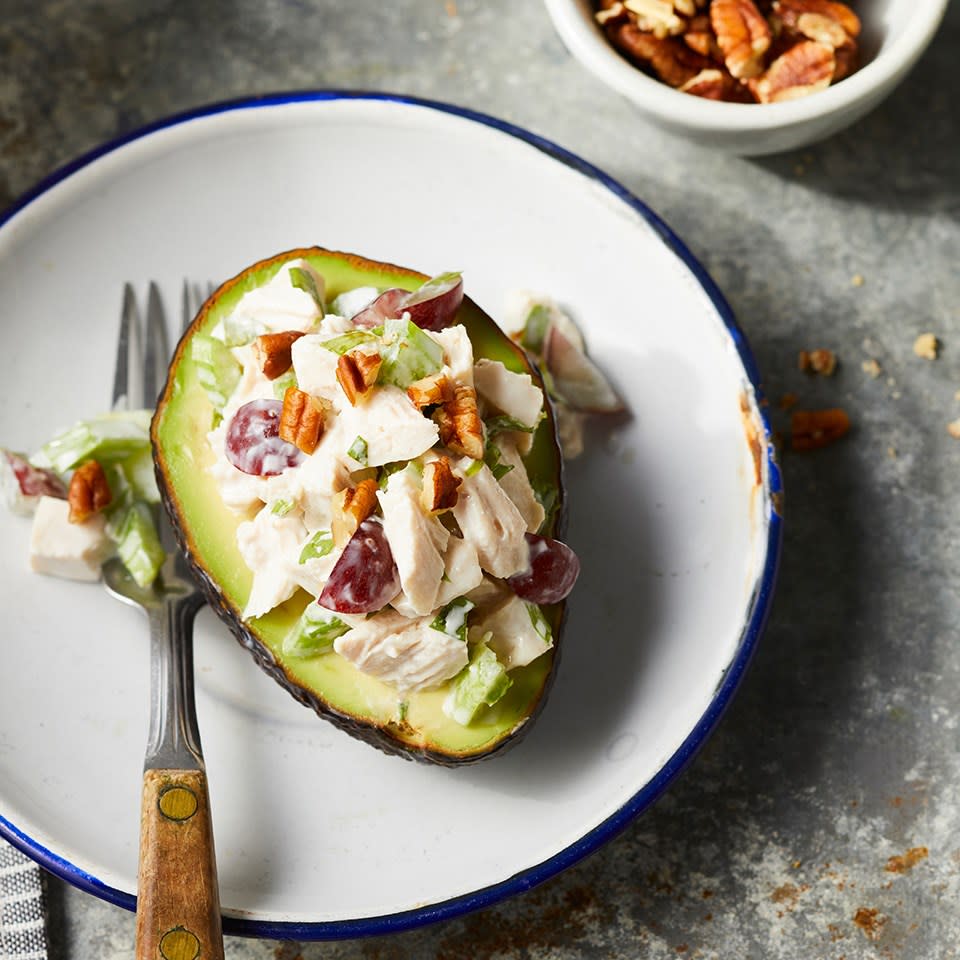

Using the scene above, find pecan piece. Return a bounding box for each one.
[791,408,850,451]
[68,460,112,523]
[680,68,736,100]
[833,40,859,81]
[434,383,484,461]
[795,11,847,48]
[749,40,834,102]
[683,14,719,57]
[608,23,713,87]
[336,350,382,405]
[253,330,305,380]
[279,386,325,454]
[595,0,628,25]
[421,457,462,513]
[331,478,379,546]
[711,0,772,79]
[407,372,454,410]
[624,0,685,38]
[775,0,859,39]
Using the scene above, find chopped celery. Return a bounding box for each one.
[347,435,368,465]
[190,334,241,410]
[102,463,132,530]
[464,458,484,478]
[289,266,324,310]
[377,460,408,489]
[221,313,265,347]
[445,643,513,726]
[485,413,539,437]
[320,330,379,355]
[377,317,443,388]
[40,411,152,474]
[520,304,552,355]
[531,477,559,532]
[283,603,350,657]
[121,446,161,504]
[272,368,298,400]
[270,499,295,516]
[299,529,334,564]
[420,270,461,290]
[430,597,475,642]
[483,443,514,481]
[526,602,553,645]
[113,501,165,588]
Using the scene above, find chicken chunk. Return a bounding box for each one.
[492,437,545,534]
[473,594,553,669]
[237,507,307,619]
[334,609,468,692]
[29,496,111,582]
[338,386,438,466]
[451,460,528,578]
[473,358,544,430]
[379,468,449,616]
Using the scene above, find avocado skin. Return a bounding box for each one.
[152,247,567,765]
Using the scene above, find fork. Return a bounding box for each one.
[102,282,224,960]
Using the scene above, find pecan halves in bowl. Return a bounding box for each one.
[749,40,835,103]
[594,0,861,102]
[608,22,714,87]
[711,0,772,79]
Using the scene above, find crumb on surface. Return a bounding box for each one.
[798,348,837,376]
[853,906,887,940]
[861,358,881,378]
[913,333,940,360]
[885,846,928,873]
[851,273,865,287]
[947,419,960,440]
[791,408,851,451]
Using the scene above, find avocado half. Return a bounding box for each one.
[152,247,567,764]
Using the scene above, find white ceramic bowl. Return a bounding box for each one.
[543,0,949,155]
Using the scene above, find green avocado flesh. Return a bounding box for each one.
[152,247,566,763]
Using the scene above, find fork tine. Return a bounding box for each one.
[113,284,141,412]
[143,282,169,409]
[181,280,194,335]
[186,281,214,329]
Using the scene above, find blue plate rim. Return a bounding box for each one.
[0,89,783,940]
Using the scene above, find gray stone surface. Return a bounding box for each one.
[3,0,959,957]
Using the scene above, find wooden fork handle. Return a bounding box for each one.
[135,768,224,960]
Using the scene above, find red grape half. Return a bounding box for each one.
[225,399,304,476]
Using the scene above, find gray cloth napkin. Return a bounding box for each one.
[0,837,48,960]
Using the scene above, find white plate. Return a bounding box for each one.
[0,93,781,938]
